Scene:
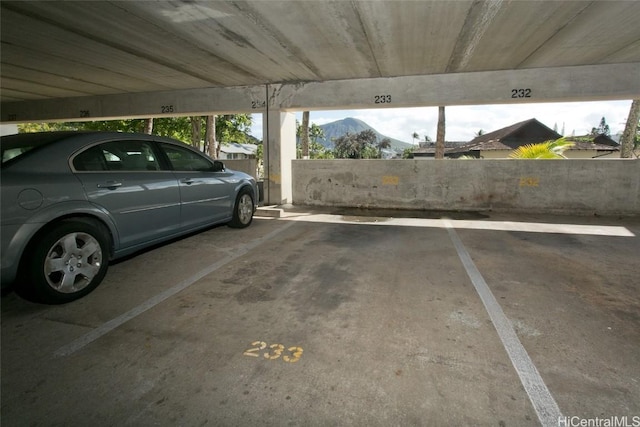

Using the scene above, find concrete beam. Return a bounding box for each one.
[274,63,640,111]
[1,85,268,123]
[2,63,639,123]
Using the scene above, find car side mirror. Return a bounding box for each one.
[213,161,225,172]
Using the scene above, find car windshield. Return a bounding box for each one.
[1,132,73,165]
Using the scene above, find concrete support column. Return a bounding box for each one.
[263,109,296,205]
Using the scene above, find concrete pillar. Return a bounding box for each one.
[263,109,296,205]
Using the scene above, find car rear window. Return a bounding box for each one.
[1,132,73,165]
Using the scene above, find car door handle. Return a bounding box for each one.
[97,181,122,189]
[181,178,196,185]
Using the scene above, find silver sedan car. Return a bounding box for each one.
[1,131,258,304]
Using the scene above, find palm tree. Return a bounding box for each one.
[309,123,325,145]
[301,111,310,159]
[620,99,639,158]
[509,138,574,159]
[378,138,391,158]
[412,132,419,145]
[435,106,445,159]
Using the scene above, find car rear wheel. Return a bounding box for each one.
[229,188,254,228]
[19,218,110,304]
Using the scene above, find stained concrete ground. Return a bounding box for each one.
[2,208,639,426]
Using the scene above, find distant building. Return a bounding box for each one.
[563,134,620,158]
[412,118,620,159]
[219,142,257,160]
[409,141,468,159]
[447,118,562,159]
[380,148,400,159]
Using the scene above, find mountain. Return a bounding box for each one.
[316,117,412,152]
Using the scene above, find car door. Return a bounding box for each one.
[158,142,233,228]
[72,139,181,249]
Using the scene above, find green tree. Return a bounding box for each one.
[333,132,358,159]
[255,143,264,179]
[378,137,391,158]
[149,117,192,140]
[17,115,253,154]
[591,116,610,136]
[402,147,414,159]
[309,123,325,146]
[215,114,252,145]
[296,140,333,159]
[333,129,377,159]
[295,119,326,159]
[19,119,148,134]
[18,122,77,133]
[310,141,334,159]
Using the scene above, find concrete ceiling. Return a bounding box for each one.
[1,0,640,105]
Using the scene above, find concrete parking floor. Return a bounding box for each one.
[2,208,639,426]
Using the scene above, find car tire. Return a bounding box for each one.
[228,187,254,229]
[18,218,110,304]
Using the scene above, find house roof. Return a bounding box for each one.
[449,140,511,153]
[471,118,535,143]
[412,119,621,157]
[447,119,619,153]
[566,134,620,150]
[467,118,562,147]
[454,137,620,154]
[592,134,619,147]
[220,143,257,155]
[566,141,619,151]
[411,141,468,155]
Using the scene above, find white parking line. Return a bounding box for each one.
[282,213,635,237]
[54,221,296,358]
[444,220,563,427]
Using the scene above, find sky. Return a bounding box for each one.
[249,100,634,144]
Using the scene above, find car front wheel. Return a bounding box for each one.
[229,188,254,228]
[20,218,110,304]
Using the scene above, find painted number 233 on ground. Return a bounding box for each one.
[243,341,303,363]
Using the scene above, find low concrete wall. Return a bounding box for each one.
[292,159,640,215]
[223,159,258,179]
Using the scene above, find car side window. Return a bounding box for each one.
[74,140,160,172]
[160,143,214,172]
[73,146,108,171]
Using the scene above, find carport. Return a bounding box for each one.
[1,2,640,426]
